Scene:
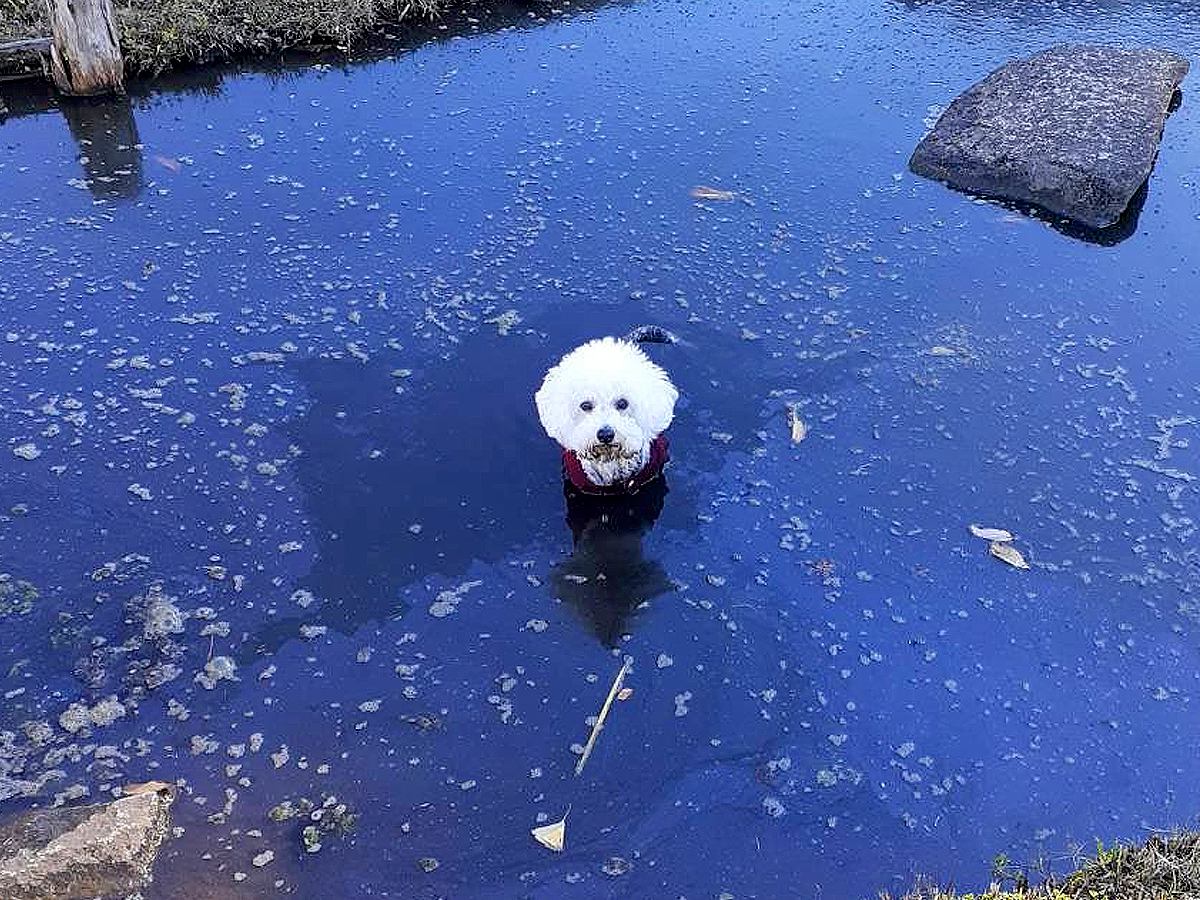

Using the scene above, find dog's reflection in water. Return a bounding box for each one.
[550,476,673,646]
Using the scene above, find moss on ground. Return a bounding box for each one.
[889,832,1200,900]
[0,573,38,617]
[898,893,1066,899]
[1,0,42,40]
[2,0,441,74]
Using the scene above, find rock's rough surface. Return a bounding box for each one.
[910,45,1189,229]
[0,783,175,900]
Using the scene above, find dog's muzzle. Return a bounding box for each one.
[580,443,640,463]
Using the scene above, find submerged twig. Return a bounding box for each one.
[574,657,632,776]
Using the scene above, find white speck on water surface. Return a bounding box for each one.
[674,692,692,717]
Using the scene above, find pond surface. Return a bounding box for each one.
[2,0,1200,896]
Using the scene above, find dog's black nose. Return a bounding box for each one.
[597,425,615,444]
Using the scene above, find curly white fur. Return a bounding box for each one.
[535,337,678,486]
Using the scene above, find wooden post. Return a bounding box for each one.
[45,0,124,96]
[0,38,54,56]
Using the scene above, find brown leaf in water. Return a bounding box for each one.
[531,815,567,852]
[969,524,1013,542]
[123,780,175,797]
[690,185,736,201]
[989,541,1029,570]
[787,404,808,444]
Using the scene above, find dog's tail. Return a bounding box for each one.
[624,324,679,345]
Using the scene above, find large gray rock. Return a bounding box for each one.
[0,782,175,900]
[910,45,1188,229]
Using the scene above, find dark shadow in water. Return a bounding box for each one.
[279,330,556,636]
[264,311,875,650]
[550,474,673,647]
[1018,180,1149,246]
[61,96,142,200]
[0,78,54,119]
[916,157,1153,246]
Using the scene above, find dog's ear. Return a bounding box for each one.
[636,365,679,438]
[534,364,570,444]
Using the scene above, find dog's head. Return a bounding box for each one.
[534,337,678,481]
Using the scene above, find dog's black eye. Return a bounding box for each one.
[580,400,594,412]
[614,398,629,411]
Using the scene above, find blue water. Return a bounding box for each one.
[2,0,1199,896]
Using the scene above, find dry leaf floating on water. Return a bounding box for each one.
[531,815,567,852]
[617,687,634,701]
[122,780,175,797]
[690,185,736,201]
[969,524,1014,542]
[787,405,808,444]
[989,541,1030,569]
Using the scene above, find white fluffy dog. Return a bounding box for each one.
[535,335,678,493]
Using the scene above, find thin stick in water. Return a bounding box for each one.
[575,657,632,776]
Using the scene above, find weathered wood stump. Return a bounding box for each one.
[44,0,124,96]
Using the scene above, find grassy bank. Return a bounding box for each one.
[888,832,1200,900]
[2,0,441,74]
[1,0,41,41]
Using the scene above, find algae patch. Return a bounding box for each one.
[0,575,38,618]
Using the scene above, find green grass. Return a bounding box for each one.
[887,832,1200,900]
[2,0,442,74]
[1,0,44,40]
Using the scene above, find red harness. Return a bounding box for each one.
[562,435,670,495]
